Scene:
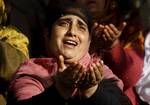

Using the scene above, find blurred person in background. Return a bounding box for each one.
[136,31,150,105]
[0,0,29,105]
[136,0,150,104]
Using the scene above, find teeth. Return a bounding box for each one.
[64,40,77,46]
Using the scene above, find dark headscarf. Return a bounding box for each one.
[46,2,93,33]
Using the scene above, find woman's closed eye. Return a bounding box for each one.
[58,20,69,27]
[78,20,88,32]
[78,25,87,31]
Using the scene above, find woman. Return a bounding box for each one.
[66,0,145,105]
[7,2,131,105]
[0,0,29,105]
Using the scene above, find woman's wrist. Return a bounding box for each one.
[80,84,98,98]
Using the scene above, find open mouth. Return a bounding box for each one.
[63,39,78,47]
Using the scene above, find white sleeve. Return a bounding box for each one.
[135,32,150,104]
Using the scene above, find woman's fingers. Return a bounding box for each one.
[89,63,103,85]
[91,22,104,38]
[72,64,85,83]
[89,65,96,85]
[109,24,121,38]
[92,22,127,42]
[104,25,115,40]
[118,22,127,31]
[95,62,103,80]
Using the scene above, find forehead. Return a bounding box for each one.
[58,15,87,25]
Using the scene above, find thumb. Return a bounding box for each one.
[58,55,66,72]
[118,22,127,31]
[91,22,98,35]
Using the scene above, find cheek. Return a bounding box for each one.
[49,29,66,49]
[51,28,65,41]
[80,35,90,46]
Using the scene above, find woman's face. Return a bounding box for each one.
[76,0,105,16]
[48,15,90,63]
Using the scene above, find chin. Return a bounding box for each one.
[64,58,75,64]
[62,51,74,59]
[63,55,74,60]
[63,55,77,63]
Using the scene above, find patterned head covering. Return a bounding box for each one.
[0,0,29,57]
[0,26,29,58]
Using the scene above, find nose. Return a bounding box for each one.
[66,24,77,37]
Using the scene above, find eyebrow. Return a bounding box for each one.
[57,18,71,23]
[58,17,87,27]
[78,19,87,28]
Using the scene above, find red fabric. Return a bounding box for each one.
[9,53,123,101]
[103,41,144,105]
[125,88,140,105]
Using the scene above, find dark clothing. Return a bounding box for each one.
[7,79,132,105]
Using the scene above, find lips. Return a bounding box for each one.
[63,38,78,46]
